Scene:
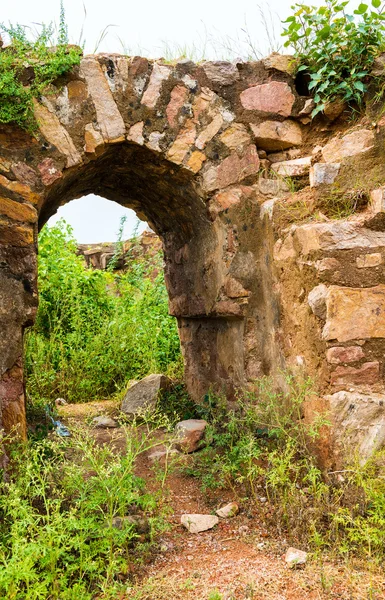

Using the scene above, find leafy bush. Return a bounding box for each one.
[0,3,81,129]
[282,0,385,117]
[24,219,181,410]
[0,426,167,599]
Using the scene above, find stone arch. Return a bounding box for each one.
[0,53,290,437]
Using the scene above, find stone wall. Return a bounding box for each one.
[1,50,385,465]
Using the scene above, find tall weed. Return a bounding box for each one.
[24,220,181,411]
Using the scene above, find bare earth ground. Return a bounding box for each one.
[59,401,385,600]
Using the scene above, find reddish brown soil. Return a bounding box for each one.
[59,401,385,600]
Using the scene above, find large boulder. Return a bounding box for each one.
[121,374,170,416]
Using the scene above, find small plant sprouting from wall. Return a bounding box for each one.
[282,0,385,117]
[0,2,81,130]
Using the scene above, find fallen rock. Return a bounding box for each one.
[181,513,219,533]
[55,397,67,406]
[285,547,307,568]
[258,177,289,197]
[216,502,239,518]
[175,419,207,453]
[121,374,170,416]
[92,416,119,428]
[324,99,346,121]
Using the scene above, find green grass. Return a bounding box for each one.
[24,219,182,415]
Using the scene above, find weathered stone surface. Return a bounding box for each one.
[175,419,207,453]
[308,284,328,319]
[310,163,340,187]
[279,222,385,259]
[0,175,39,204]
[202,61,239,86]
[181,513,219,533]
[271,156,311,177]
[84,123,104,154]
[0,197,37,223]
[127,121,144,145]
[285,547,307,568]
[195,114,223,150]
[167,122,197,164]
[324,99,346,121]
[11,163,39,187]
[331,362,379,388]
[322,129,374,163]
[92,415,119,428]
[258,178,289,197]
[326,346,365,364]
[220,123,251,150]
[202,145,259,192]
[216,502,239,518]
[325,390,385,462]
[0,222,34,246]
[141,63,171,108]
[166,85,189,127]
[262,53,298,75]
[37,158,62,186]
[315,257,341,272]
[186,150,206,173]
[370,187,385,213]
[323,285,385,342]
[250,120,302,151]
[80,58,126,143]
[121,374,170,416]
[240,82,295,117]
[356,253,383,268]
[33,100,82,168]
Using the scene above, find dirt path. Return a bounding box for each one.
[59,402,385,600]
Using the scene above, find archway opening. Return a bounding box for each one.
[24,189,184,418]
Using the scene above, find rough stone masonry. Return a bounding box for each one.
[2,50,385,466]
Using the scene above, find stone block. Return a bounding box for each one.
[331,362,379,388]
[323,285,385,342]
[322,129,374,163]
[240,82,295,117]
[141,63,171,108]
[262,53,298,75]
[258,178,289,197]
[0,197,37,223]
[166,85,189,127]
[202,145,259,192]
[285,547,307,568]
[356,253,383,268]
[37,158,62,186]
[310,163,340,187]
[195,114,223,150]
[220,123,251,150]
[271,156,311,177]
[308,284,328,319]
[202,61,239,86]
[325,390,385,462]
[370,187,385,213]
[326,346,365,364]
[250,120,302,151]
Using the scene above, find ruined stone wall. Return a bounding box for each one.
[1,50,385,465]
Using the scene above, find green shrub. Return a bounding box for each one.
[0,3,81,129]
[282,0,385,117]
[0,426,167,599]
[184,374,385,561]
[24,219,181,410]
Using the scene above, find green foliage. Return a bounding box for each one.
[185,374,385,561]
[282,0,385,116]
[0,426,167,599]
[24,219,181,410]
[0,3,81,129]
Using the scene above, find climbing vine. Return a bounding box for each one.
[282,0,385,117]
[0,2,81,130]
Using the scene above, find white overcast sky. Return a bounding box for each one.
[6,0,320,242]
